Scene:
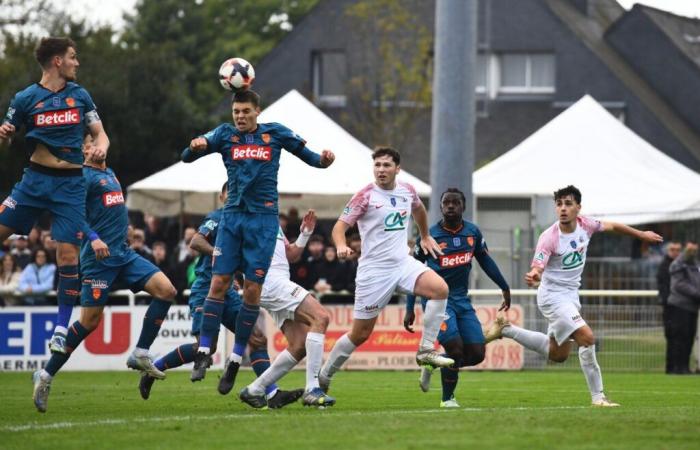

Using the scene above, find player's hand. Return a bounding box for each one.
[300,209,317,234]
[524,269,541,288]
[91,143,107,161]
[499,289,511,311]
[420,235,444,259]
[336,244,354,260]
[0,122,16,140]
[640,230,663,243]
[190,137,208,152]
[91,239,110,260]
[319,149,335,168]
[403,310,416,333]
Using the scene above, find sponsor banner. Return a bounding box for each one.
[254,304,524,370]
[0,306,225,371]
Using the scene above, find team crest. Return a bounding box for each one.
[467,236,474,246]
[245,134,254,144]
[261,133,271,144]
[52,97,60,107]
[453,237,461,247]
[66,97,75,107]
[570,240,577,249]
[231,136,240,143]
[390,197,396,207]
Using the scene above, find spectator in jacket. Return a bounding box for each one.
[667,242,700,374]
[18,249,56,306]
[0,254,22,306]
[657,241,682,373]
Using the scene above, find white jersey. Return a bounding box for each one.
[339,181,422,270]
[267,226,290,279]
[532,215,603,293]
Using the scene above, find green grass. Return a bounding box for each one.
[2,370,699,450]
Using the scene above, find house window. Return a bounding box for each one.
[312,51,347,107]
[498,53,555,94]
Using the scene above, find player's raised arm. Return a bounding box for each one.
[600,221,663,243]
[0,122,16,145]
[286,209,316,261]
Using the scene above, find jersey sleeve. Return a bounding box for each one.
[532,227,557,269]
[338,187,371,226]
[184,125,224,161]
[197,213,218,241]
[275,123,306,153]
[79,87,100,125]
[400,182,423,210]
[3,94,27,128]
[578,215,603,238]
[473,227,489,255]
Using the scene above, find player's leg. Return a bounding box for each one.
[33,295,106,413]
[412,269,454,368]
[192,273,231,379]
[127,269,176,378]
[572,326,618,407]
[49,242,80,354]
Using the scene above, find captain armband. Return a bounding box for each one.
[85,110,101,125]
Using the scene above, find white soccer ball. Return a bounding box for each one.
[218,57,255,92]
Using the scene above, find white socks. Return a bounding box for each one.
[421,299,447,351]
[249,349,298,395]
[502,325,550,356]
[578,345,604,400]
[320,333,356,380]
[305,332,325,390]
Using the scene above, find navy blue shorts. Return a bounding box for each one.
[212,211,278,284]
[189,277,243,335]
[80,252,160,306]
[0,165,85,245]
[423,296,484,345]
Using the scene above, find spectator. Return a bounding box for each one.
[289,234,324,290]
[144,214,166,248]
[41,232,58,264]
[152,241,178,291]
[130,228,153,261]
[175,227,196,263]
[286,207,301,240]
[667,242,700,375]
[657,241,682,373]
[10,235,32,269]
[18,248,56,306]
[315,246,350,293]
[0,254,21,306]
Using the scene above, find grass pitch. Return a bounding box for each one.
[2,370,699,450]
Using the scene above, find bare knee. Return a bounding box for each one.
[155,282,177,301]
[349,328,372,346]
[56,243,79,266]
[242,282,262,305]
[80,309,103,331]
[312,308,330,331]
[209,276,231,298]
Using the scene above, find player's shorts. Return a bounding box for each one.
[0,164,85,245]
[80,251,160,307]
[189,279,243,335]
[260,275,309,328]
[212,211,278,284]
[537,288,587,346]
[354,258,429,319]
[422,297,484,344]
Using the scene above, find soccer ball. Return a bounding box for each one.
[218,57,255,92]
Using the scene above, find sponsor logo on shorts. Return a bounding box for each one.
[291,286,302,298]
[2,197,17,209]
[90,279,109,289]
[102,191,124,207]
[364,304,379,312]
[439,251,473,268]
[231,145,272,161]
[34,108,80,127]
[255,269,266,278]
[571,314,582,322]
[213,247,222,256]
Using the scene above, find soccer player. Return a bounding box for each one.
[181,89,334,380]
[0,37,110,354]
[31,137,175,413]
[318,147,454,393]
[404,188,511,408]
[140,182,302,409]
[236,209,335,408]
[485,185,663,407]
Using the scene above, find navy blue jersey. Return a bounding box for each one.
[80,165,132,267]
[414,220,488,298]
[182,122,319,214]
[3,82,99,164]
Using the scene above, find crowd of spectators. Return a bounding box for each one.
[0,208,359,306]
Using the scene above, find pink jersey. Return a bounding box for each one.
[532,215,603,291]
[339,182,422,269]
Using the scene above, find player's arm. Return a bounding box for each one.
[475,252,511,311]
[600,221,663,243]
[286,209,316,261]
[189,232,214,256]
[332,220,352,259]
[87,119,110,161]
[0,122,16,145]
[411,203,443,259]
[1,94,25,145]
[291,145,335,168]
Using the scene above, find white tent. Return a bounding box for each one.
[127,90,430,218]
[474,95,700,225]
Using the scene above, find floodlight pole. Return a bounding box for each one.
[429,0,477,222]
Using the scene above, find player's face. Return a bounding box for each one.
[441,192,464,221]
[57,47,79,81]
[555,195,580,225]
[373,155,400,189]
[232,102,260,133]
